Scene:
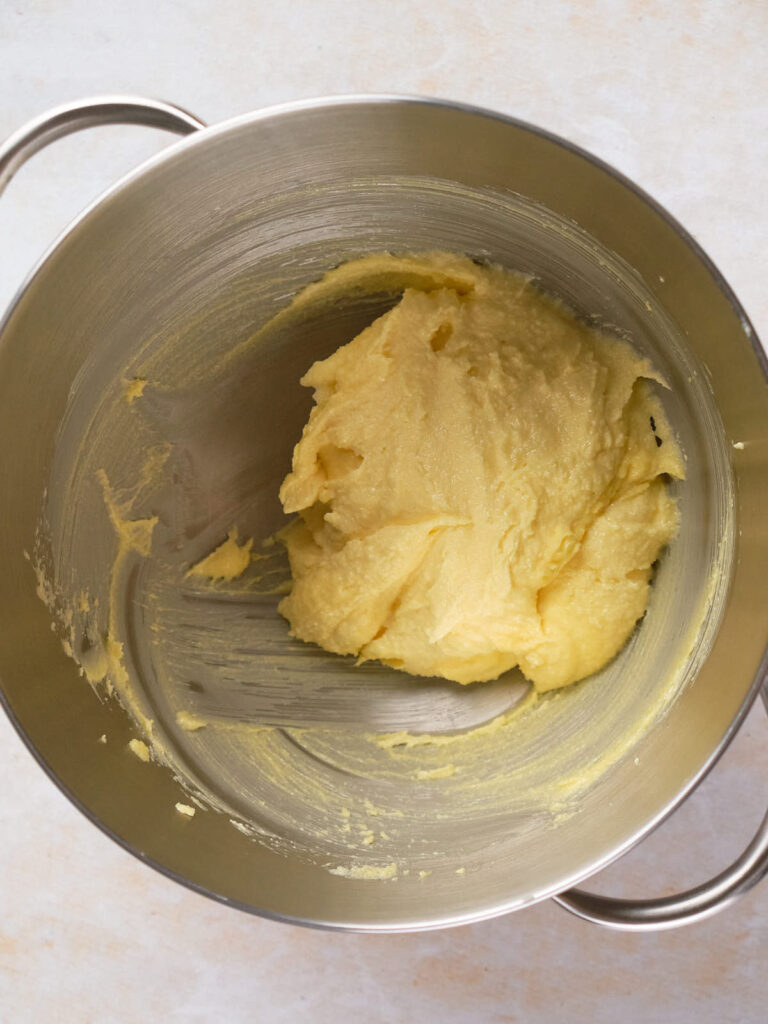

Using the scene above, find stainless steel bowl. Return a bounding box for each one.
[1,95,767,933]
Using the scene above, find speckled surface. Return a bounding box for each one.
[1,2,767,1021]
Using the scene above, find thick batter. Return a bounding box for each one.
[277,252,684,691]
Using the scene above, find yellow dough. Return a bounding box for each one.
[186,528,253,582]
[278,253,684,692]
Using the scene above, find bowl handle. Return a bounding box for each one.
[0,95,205,195]
[553,684,768,931]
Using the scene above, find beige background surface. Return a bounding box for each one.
[1,2,767,1021]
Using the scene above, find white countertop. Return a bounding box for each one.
[1,3,767,1021]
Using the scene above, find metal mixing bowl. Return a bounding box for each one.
[1,95,767,932]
